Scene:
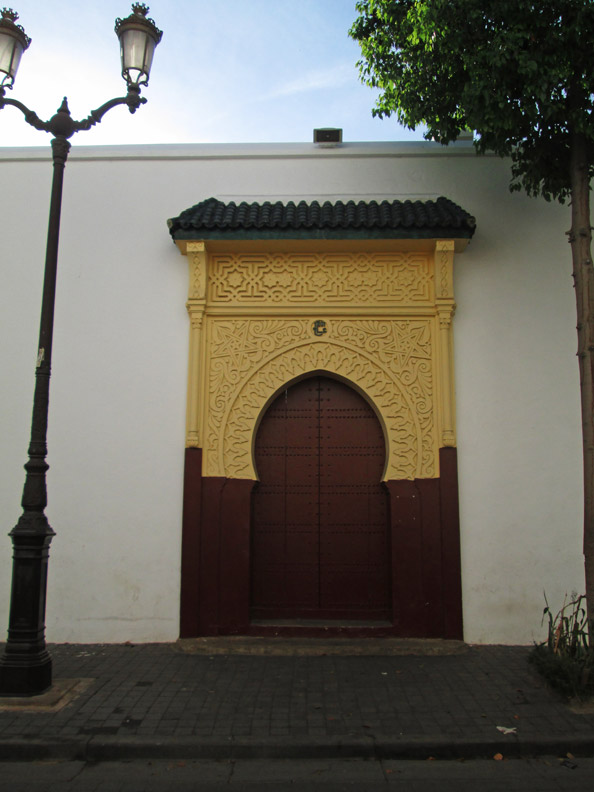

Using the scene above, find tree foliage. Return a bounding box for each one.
[351,0,594,633]
[350,0,594,201]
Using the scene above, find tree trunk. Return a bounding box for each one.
[570,131,594,634]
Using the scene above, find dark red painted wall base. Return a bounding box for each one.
[179,447,202,638]
[385,447,463,639]
[179,447,463,640]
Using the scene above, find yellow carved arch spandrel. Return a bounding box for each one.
[202,318,437,480]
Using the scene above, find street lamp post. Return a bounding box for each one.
[0,4,162,697]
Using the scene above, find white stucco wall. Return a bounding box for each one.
[0,141,585,644]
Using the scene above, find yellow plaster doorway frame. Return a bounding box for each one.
[176,238,461,481]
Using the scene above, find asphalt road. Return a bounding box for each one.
[0,756,593,791]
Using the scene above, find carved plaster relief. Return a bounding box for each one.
[185,242,207,447]
[203,318,437,481]
[181,243,458,477]
[435,241,456,446]
[436,240,455,300]
[208,252,433,305]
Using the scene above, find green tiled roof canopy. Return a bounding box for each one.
[168,197,476,241]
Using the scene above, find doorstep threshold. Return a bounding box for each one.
[176,636,468,656]
[251,618,392,627]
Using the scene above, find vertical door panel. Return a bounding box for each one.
[251,376,390,620]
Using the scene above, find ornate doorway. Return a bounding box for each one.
[173,224,468,639]
[251,376,391,622]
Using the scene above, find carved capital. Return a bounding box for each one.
[186,430,201,448]
[442,429,456,447]
[187,241,206,253]
[435,240,455,300]
[187,242,207,300]
[438,309,453,330]
[186,300,206,330]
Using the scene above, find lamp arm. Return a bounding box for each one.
[0,95,51,133]
[72,87,147,132]
[0,86,147,139]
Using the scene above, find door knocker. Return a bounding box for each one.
[312,320,327,337]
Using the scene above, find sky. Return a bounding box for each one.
[0,0,425,147]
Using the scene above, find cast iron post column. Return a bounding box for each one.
[0,136,70,695]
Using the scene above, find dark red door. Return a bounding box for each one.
[251,376,390,621]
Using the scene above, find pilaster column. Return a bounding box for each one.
[185,242,207,449]
[435,241,456,448]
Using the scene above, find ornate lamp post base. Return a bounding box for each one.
[0,653,53,698]
[0,513,54,696]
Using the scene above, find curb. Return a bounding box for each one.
[1,734,593,762]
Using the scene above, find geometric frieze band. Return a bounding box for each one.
[208,252,433,306]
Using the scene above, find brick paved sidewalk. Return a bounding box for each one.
[0,642,593,761]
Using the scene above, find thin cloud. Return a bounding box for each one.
[261,62,357,103]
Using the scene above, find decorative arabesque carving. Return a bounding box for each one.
[180,245,457,478]
[208,252,433,305]
[204,319,436,481]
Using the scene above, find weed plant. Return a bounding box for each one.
[529,594,594,700]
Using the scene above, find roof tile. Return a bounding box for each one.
[168,197,476,240]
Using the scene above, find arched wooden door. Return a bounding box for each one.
[251,376,391,621]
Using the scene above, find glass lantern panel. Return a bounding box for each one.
[120,29,155,84]
[0,34,23,86]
